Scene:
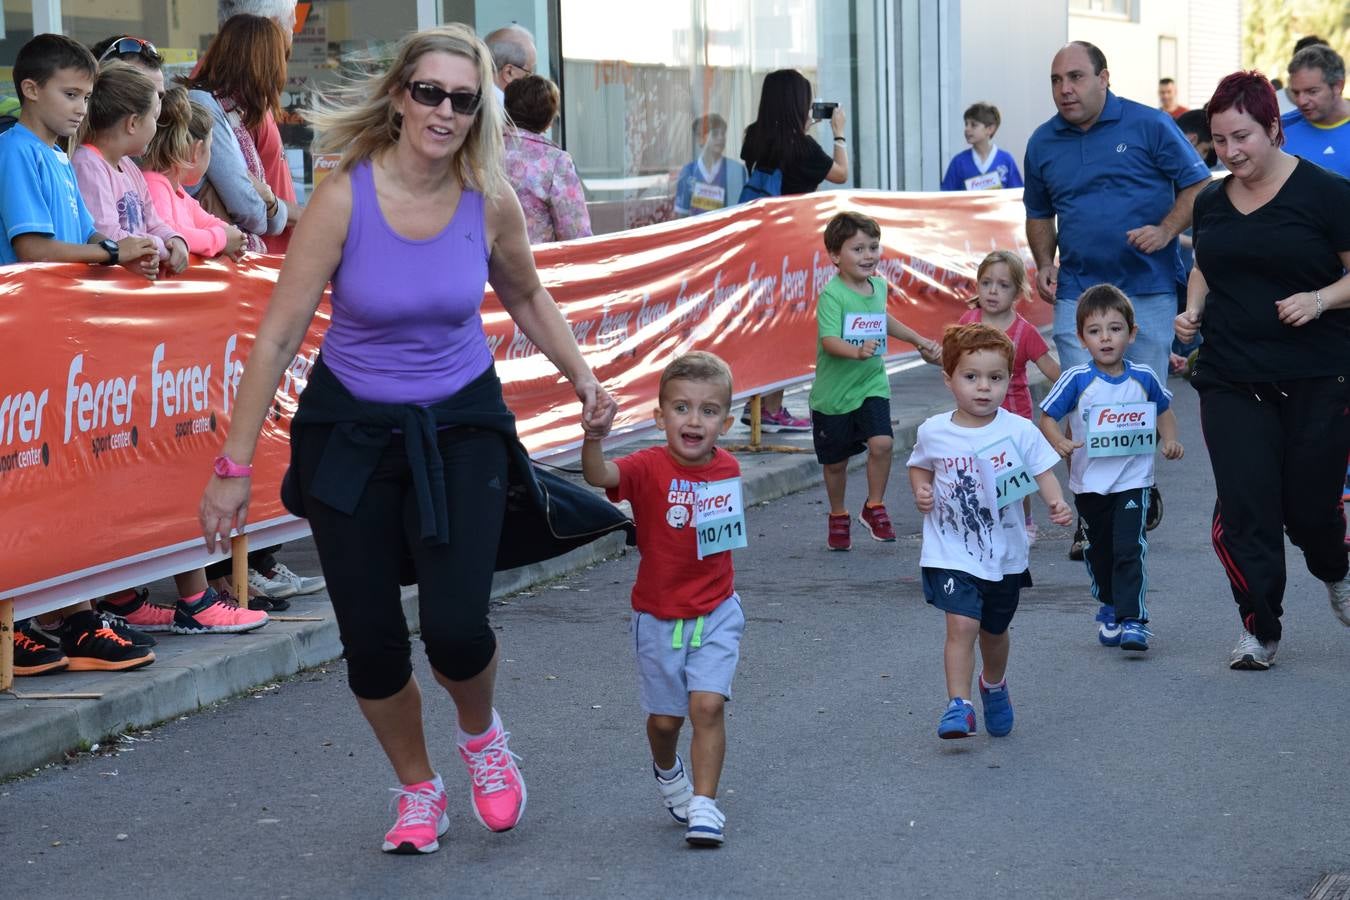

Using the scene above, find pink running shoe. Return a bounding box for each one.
[457,713,527,832]
[97,589,175,633]
[382,781,450,854]
[171,587,269,634]
[760,406,812,433]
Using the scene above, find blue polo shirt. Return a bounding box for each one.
[1023,92,1209,299]
[0,122,97,265]
[1280,110,1350,178]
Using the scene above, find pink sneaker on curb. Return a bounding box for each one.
[97,590,175,633]
[760,406,812,432]
[458,714,527,832]
[171,587,269,634]
[382,781,450,854]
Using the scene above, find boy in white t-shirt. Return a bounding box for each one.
[908,324,1072,740]
[1039,285,1183,653]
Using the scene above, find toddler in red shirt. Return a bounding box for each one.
[582,351,745,849]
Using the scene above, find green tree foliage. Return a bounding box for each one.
[1244,0,1350,82]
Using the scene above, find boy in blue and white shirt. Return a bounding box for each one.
[1040,285,1184,652]
[940,102,1023,192]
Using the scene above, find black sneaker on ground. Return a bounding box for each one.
[1146,485,1163,531]
[56,610,155,672]
[1068,520,1086,561]
[96,610,157,649]
[13,620,69,676]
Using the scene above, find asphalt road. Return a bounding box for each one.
[4,374,1348,899]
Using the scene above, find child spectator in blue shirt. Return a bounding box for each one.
[674,114,747,217]
[0,33,158,272]
[1039,285,1183,653]
[940,102,1023,192]
[908,324,1071,740]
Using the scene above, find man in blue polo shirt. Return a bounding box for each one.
[1282,43,1350,178]
[1024,41,1209,379]
[1024,41,1208,556]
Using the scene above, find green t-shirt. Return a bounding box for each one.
[808,274,892,415]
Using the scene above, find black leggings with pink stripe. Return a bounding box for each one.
[1194,367,1350,643]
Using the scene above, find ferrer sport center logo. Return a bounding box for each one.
[0,382,51,475]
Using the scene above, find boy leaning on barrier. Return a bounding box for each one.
[1039,285,1183,654]
[2,34,164,675]
[582,351,746,848]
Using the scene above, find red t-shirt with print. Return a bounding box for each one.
[607,445,740,619]
[958,309,1050,419]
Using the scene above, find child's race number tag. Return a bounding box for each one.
[963,171,1002,190]
[693,477,748,559]
[691,182,726,210]
[978,437,1037,509]
[1086,402,1157,457]
[843,312,887,350]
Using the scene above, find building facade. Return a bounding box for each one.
[1,0,1239,235]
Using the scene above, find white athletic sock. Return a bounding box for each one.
[979,674,1006,691]
[655,757,682,780]
[456,708,501,747]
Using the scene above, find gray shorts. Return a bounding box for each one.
[632,593,745,716]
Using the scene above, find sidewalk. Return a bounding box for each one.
[0,359,958,779]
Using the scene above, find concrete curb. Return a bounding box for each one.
[0,368,962,779]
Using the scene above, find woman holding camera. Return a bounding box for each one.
[738,68,849,431]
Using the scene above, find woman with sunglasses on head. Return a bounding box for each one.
[89,35,165,97]
[182,14,292,253]
[198,23,618,855]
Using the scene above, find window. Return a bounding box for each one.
[1068,0,1132,16]
[558,0,871,234]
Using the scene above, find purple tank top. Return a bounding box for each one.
[322,159,493,404]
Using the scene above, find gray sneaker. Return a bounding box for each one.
[1326,578,1350,627]
[1229,631,1277,670]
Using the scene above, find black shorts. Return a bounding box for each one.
[811,395,893,464]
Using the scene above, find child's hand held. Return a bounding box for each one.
[1047,499,1072,526]
[914,483,934,513]
[1162,440,1184,460]
[858,339,879,359]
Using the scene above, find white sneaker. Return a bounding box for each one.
[1326,577,1350,627]
[653,755,693,825]
[684,795,725,847]
[1229,631,1277,670]
[249,563,326,599]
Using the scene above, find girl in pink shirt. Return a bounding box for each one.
[140,87,246,259]
[72,61,188,278]
[958,250,1061,538]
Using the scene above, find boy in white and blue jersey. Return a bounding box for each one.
[1040,285,1184,652]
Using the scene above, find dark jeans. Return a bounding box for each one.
[1193,368,1350,642]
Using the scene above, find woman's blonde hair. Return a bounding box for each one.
[77,60,157,147]
[142,86,213,174]
[305,23,505,197]
[976,250,1029,297]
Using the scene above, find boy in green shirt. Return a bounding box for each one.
[810,211,941,550]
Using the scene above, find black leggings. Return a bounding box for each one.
[296,423,509,699]
[1194,368,1350,643]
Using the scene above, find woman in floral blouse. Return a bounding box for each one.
[503,75,592,244]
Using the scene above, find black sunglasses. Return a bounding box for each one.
[405,81,482,115]
[100,36,161,64]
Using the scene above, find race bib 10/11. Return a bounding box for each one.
[1086,402,1156,457]
[693,477,748,559]
[979,436,1037,509]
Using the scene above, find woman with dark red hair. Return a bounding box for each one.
[1175,71,1350,670]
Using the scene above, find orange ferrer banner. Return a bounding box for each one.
[0,189,1045,614]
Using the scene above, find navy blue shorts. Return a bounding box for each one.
[921,567,1031,635]
[811,395,893,465]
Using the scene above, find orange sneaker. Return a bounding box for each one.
[172,587,269,634]
[57,611,155,672]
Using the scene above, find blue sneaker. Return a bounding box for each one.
[978,678,1014,737]
[937,698,977,739]
[1095,605,1121,647]
[1120,619,1151,651]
